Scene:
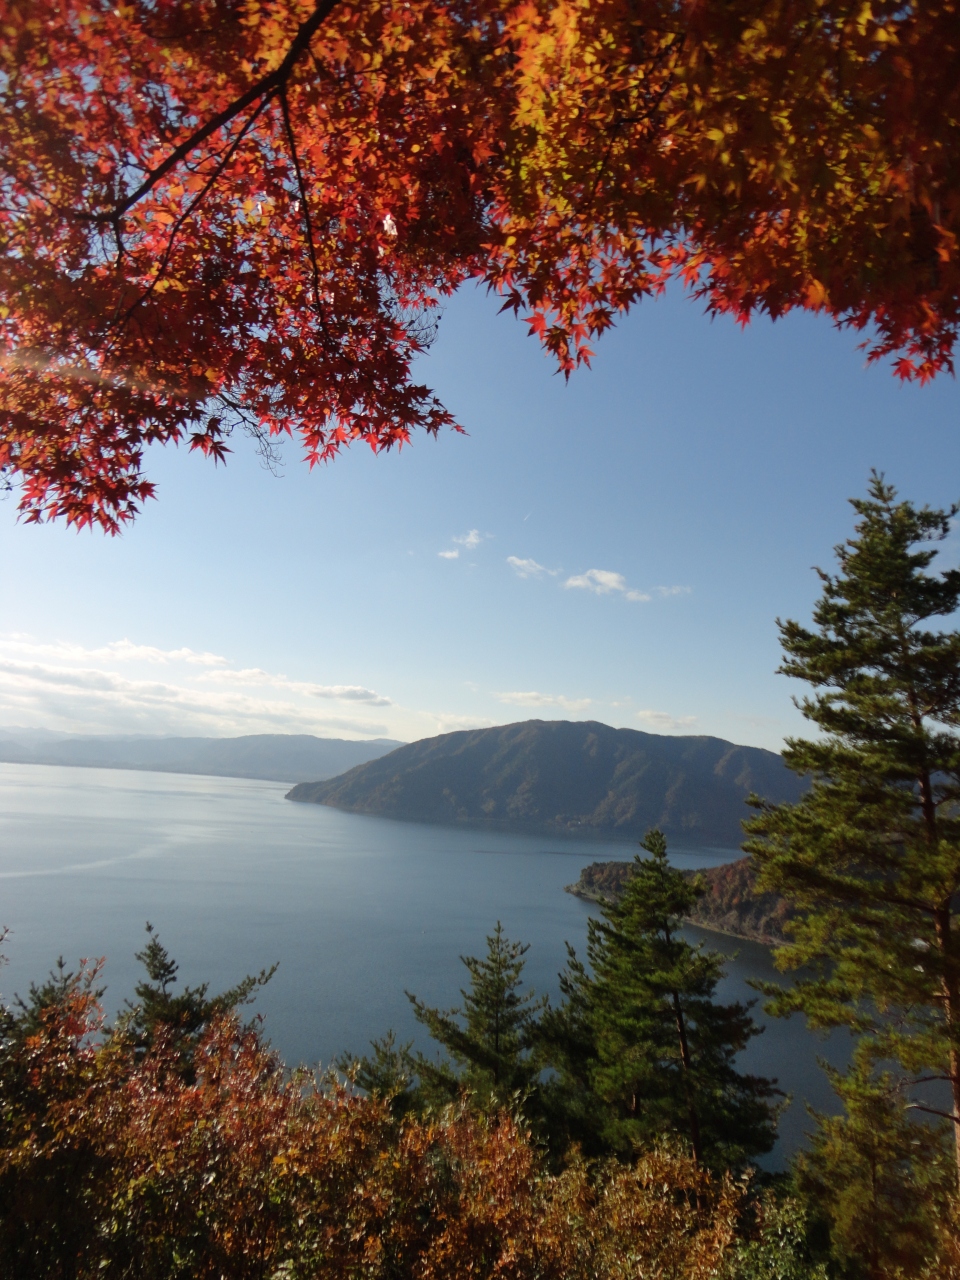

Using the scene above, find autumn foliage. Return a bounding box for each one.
[0,967,746,1280]
[1,0,958,530]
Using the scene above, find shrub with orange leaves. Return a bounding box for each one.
[0,965,745,1279]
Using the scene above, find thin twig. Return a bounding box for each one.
[279,83,326,324]
[109,93,275,337]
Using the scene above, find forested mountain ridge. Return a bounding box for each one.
[0,731,402,785]
[286,720,806,847]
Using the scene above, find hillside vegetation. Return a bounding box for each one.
[286,720,806,847]
[567,857,794,946]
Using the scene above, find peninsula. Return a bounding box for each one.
[565,856,793,946]
[285,718,806,848]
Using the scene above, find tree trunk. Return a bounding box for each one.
[934,906,960,1189]
[917,746,960,1186]
[672,989,703,1167]
[950,1038,960,1192]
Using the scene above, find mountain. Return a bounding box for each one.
[566,857,794,945]
[285,719,806,847]
[0,732,402,784]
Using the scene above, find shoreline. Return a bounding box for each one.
[564,882,782,948]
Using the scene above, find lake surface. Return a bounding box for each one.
[0,761,848,1166]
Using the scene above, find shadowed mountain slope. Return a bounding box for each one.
[286,719,806,848]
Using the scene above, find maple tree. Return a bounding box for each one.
[2,0,958,531]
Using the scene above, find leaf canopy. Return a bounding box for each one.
[3,0,958,528]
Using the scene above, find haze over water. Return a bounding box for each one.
[0,761,847,1166]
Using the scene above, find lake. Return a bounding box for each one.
[0,761,848,1166]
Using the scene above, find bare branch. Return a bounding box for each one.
[905,1102,960,1125]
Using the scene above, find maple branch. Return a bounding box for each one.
[584,60,675,217]
[278,83,326,323]
[102,0,340,223]
[217,390,285,473]
[110,93,275,336]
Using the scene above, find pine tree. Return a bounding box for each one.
[6,955,106,1042]
[120,923,275,1077]
[537,942,608,1159]
[544,830,780,1169]
[745,473,960,1185]
[406,922,546,1111]
[338,1031,421,1120]
[794,1045,955,1280]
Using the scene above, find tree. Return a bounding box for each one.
[0,943,750,1280]
[119,922,276,1077]
[337,1030,422,1119]
[5,954,106,1042]
[0,960,113,1280]
[745,473,960,1185]
[3,0,958,530]
[794,1046,956,1280]
[406,922,547,1111]
[543,830,780,1170]
[538,941,609,1158]
[346,925,545,1119]
[719,1193,828,1280]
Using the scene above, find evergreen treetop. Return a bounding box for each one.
[544,830,780,1170]
[746,471,960,1185]
[406,922,546,1111]
[120,923,276,1077]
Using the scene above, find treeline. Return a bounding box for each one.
[0,833,952,1280]
[0,916,801,1280]
[3,474,960,1278]
[360,832,779,1174]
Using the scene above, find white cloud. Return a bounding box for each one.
[655,585,691,598]
[496,690,591,713]
[506,556,552,579]
[205,667,390,705]
[0,635,228,666]
[433,713,496,733]
[564,569,651,602]
[439,529,491,560]
[635,709,699,733]
[0,635,393,739]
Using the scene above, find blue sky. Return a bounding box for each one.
[2,283,959,752]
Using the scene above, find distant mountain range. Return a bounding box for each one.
[0,731,402,784]
[286,719,806,848]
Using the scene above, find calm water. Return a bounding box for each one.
[0,762,848,1166]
